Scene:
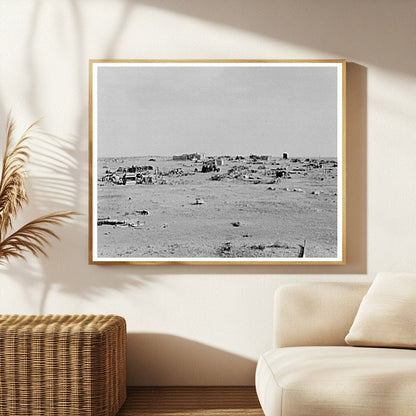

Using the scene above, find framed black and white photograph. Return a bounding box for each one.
[89,60,345,265]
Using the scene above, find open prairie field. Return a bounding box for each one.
[96,156,338,260]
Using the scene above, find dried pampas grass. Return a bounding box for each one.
[0,116,78,264]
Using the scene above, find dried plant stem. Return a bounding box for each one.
[0,116,78,264]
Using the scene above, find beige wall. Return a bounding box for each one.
[0,0,415,385]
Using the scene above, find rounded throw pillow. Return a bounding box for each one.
[345,272,416,348]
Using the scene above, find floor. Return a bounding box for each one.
[117,386,264,416]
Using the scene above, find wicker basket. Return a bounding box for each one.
[0,314,126,416]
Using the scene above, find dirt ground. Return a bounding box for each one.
[96,156,338,260]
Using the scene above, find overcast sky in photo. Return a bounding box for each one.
[96,64,338,158]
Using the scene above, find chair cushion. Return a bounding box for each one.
[345,272,416,348]
[256,346,416,416]
[274,283,370,348]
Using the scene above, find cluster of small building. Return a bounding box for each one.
[101,165,158,185]
[172,152,205,161]
[99,152,337,186]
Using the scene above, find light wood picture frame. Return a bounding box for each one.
[89,60,346,265]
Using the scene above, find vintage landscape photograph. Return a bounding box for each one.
[90,61,345,264]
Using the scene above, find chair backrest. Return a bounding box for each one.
[274,282,370,348]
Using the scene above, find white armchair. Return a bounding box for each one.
[255,282,416,416]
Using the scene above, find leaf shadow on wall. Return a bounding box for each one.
[126,333,257,386]
[136,0,413,76]
[0,127,155,314]
[0,0,160,313]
